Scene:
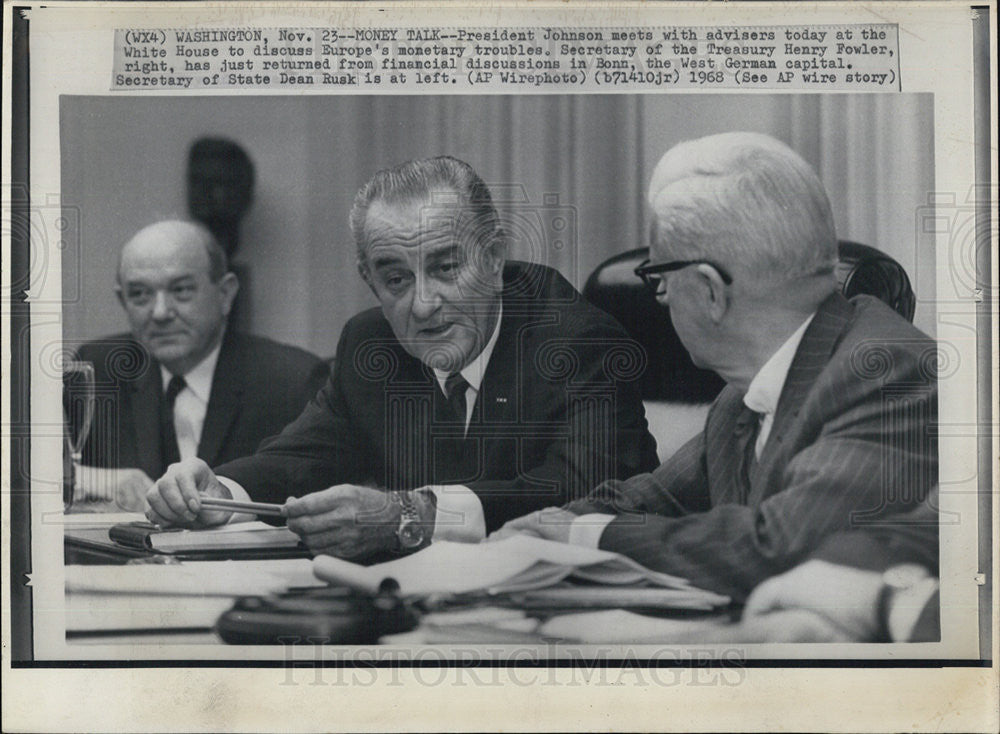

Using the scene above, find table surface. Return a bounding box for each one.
[62,519,734,647]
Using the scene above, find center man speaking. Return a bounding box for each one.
[146,156,658,556]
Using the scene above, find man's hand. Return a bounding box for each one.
[73,467,154,512]
[741,559,884,642]
[488,507,576,544]
[735,609,859,643]
[145,458,233,528]
[284,485,400,560]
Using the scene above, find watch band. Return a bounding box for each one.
[393,490,426,552]
[396,489,420,522]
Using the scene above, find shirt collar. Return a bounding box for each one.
[160,337,223,403]
[743,313,815,416]
[433,305,503,393]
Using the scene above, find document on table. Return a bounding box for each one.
[313,535,728,606]
[64,558,326,633]
[537,609,734,643]
[107,520,304,554]
[59,511,148,526]
[65,558,323,597]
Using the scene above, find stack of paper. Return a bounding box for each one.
[313,535,729,606]
[108,520,304,554]
[65,558,323,633]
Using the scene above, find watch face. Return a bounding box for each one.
[398,520,425,549]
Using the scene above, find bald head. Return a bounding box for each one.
[647,131,838,293]
[118,220,227,285]
[116,220,238,375]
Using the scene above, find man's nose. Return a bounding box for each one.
[411,274,443,319]
[151,291,174,321]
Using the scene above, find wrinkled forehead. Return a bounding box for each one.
[362,191,479,255]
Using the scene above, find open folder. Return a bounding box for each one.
[312,535,730,606]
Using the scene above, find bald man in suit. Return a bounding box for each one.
[72,220,327,509]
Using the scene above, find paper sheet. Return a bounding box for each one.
[66,594,235,632]
[538,609,732,643]
[65,558,322,597]
[312,535,692,596]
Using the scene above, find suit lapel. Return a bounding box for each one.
[197,335,245,466]
[128,362,163,478]
[705,388,749,505]
[475,311,518,426]
[749,293,854,494]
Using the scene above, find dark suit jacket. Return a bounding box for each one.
[567,293,938,600]
[813,485,939,575]
[73,331,329,479]
[218,261,660,531]
[812,488,940,641]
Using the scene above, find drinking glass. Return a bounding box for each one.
[63,360,95,510]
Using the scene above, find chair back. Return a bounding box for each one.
[582,241,916,402]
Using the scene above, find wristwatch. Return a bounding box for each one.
[393,491,426,552]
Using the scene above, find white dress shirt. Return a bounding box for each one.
[221,310,504,542]
[159,341,223,461]
[568,313,816,549]
[740,313,815,460]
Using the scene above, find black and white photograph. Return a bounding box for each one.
[3,2,996,732]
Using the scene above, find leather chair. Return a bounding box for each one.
[583,241,916,402]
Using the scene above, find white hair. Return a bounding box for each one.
[647,132,838,286]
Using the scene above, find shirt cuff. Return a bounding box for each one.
[215,476,257,524]
[568,514,616,548]
[424,485,486,543]
[889,577,940,642]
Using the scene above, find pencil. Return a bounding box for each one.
[199,496,286,517]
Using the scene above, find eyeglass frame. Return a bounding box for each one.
[633,258,734,294]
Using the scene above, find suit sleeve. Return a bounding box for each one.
[595,343,938,600]
[468,318,661,531]
[810,486,940,574]
[564,416,712,517]
[215,328,368,503]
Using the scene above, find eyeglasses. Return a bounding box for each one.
[633,258,733,294]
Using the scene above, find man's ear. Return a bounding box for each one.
[218,272,240,316]
[695,263,730,323]
[357,260,377,295]
[114,285,126,310]
[484,234,507,278]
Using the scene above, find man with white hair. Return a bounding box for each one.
[495,132,938,601]
[72,220,328,508]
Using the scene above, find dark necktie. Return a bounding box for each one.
[443,372,470,425]
[735,404,764,500]
[160,374,187,474]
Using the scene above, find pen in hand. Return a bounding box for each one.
[198,496,286,517]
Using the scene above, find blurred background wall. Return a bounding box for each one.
[61,93,935,357]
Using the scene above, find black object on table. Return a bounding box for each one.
[215,581,418,645]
